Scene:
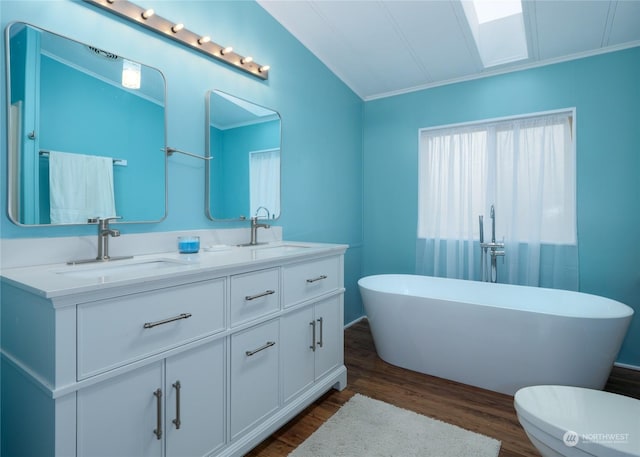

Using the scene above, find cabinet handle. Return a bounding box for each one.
[172,381,181,430]
[306,275,327,284]
[309,321,316,352]
[245,341,276,356]
[245,290,275,301]
[153,388,162,440]
[317,317,324,348]
[143,313,192,329]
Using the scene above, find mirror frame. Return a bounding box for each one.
[204,89,282,222]
[4,21,168,227]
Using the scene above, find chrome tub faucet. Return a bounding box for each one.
[479,205,505,283]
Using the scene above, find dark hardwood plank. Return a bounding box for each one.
[247,319,640,457]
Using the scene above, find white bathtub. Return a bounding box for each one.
[358,274,634,395]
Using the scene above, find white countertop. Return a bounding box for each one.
[1,241,348,300]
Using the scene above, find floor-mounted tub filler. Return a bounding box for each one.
[358,274,633,395]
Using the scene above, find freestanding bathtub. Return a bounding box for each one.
[358,274,634,395]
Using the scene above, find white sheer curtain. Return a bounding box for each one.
[417,126,488,279]
[250,148,280,219]
[416,112,578,290]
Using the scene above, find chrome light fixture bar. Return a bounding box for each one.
[83,0,270,80]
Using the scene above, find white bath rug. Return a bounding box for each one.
[289,394,501,457]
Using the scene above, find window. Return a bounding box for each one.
[249,148,280,219]
[416,110,577,289]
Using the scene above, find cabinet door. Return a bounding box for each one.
[165,339,226,457]
[281,305,315,402]
[314,296,342,380]
[230,319,280,440]
[77,362,163,457]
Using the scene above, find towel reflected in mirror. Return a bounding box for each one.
[48,151,116,224]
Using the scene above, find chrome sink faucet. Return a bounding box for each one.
[249,216,270,246]
[255,206,271,220]
[67,216,133,265]
[92,216,122,261]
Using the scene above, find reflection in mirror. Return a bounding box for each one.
[6,22,167,225]
[206,90,281,221]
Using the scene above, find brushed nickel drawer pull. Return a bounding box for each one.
[144,313,192,329]
[245,341,276,356]
[306,275,327,283]
[245,290,275,301]
[172,381,181,430]
[153,388,162,440]
[310,321,316,352]
[317,317,324,348]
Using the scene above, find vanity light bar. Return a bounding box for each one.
[83,0,270,80]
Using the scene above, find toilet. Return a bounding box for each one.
[514,385,640,457]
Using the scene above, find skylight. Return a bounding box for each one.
[472,0,522,24]
[462,0,528,68]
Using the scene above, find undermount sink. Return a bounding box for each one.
[249,244,311,257]
[253,244,310,251]
[56,259,188,279]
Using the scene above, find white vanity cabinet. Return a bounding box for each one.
[77,339,226,457]
[1,242,347,457]
[281,295,342,403]
[230,319,280,440]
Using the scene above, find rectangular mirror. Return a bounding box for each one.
[5,22,167,226]
[205,90,281,221]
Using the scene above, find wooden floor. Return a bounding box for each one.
[248,319,640,457]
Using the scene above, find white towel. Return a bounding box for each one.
[49,151,116,224]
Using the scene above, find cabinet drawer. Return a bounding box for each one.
[77,278,225,379]
[230,319,280,439]
[282,256,340,307]
[230,268,280,327]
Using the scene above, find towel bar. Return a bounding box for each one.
[39,150,127,167]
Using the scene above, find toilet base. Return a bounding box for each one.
[518,414,593,457]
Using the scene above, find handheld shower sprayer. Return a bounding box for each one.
[490,204,496,243]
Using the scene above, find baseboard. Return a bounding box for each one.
[614,362,640,371]
[344,315,367,329]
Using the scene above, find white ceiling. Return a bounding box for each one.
[257,0,640,101]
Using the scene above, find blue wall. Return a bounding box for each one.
[363,47,640,366]
[0,1,365,323]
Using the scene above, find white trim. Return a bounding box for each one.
[418,107,575,134]
[614,362,640,372]
[364,41,640,101]
[249,147,280,156]
[344,315,367,329]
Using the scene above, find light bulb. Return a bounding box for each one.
[171,23,184,33]
[141,9,155,19]
[241,56,253,64]
[259,65,270,73]
[220,46,233,55]
[198,36,211,45]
